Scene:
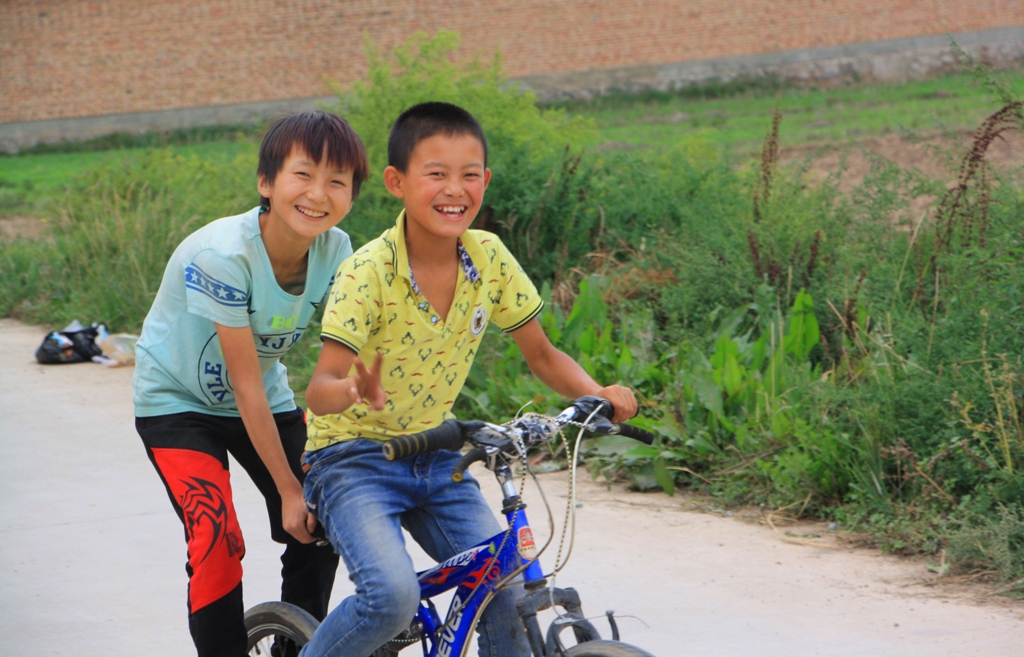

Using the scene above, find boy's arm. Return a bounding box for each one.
[216,323,316,544]
[509,318,638,423]
[305,339,385,417]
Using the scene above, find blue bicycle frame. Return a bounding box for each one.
[408,477,544,657]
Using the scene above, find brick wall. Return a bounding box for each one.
[1,0,1021,124]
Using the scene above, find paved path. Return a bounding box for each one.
[2,318,1023,656]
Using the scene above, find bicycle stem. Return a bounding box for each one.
[494,464,518,500]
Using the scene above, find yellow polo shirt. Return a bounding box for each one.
[306,211,544,450]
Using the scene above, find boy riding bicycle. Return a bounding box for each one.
[300,101,638,657]
[133,110,368,657]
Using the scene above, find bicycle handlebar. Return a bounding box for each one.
[381,397,658,464]
[612,422,657,445]
[452,447,488,482]
[381,419,470,461]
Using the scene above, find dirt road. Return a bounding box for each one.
[1,317,1022,656]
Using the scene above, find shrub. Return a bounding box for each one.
[325,30,597,250]
[946,504,1024,587]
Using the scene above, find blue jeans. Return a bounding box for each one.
[300,439,531,657]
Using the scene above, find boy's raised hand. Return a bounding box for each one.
[349,351,386,411]
[307,341,386,416]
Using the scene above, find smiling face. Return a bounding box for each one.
[383,132,491,243]
[257,144,355,242]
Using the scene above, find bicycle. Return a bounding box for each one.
[245,395,659,657]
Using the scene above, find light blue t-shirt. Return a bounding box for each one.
[133,206,352,417]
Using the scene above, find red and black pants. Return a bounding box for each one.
[137,408,338,657]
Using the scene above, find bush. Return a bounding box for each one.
[326,30,597,251]
[946,504,1024,587]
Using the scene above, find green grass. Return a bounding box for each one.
[557,73,1024,152]
[0,138,257,216]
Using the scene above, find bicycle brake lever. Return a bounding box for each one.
[585,415,618,435]
[571,395,615,421]
[473,431,509,446]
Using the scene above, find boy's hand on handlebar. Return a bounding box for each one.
[597,384,638,423]
[348,352,385,411]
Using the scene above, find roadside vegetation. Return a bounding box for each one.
[3,32,1024,593]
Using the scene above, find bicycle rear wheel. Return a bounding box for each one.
[245,601,318,657]
[566,639,657,656]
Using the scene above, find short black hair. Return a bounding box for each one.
[387,102,488,173]
[257,110,369,210]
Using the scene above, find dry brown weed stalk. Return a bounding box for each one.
[747,109,822,293]
[912,102,1023,311]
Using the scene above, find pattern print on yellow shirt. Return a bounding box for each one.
[306,211,543,451]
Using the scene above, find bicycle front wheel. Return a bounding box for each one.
[245,601,318,656]
[566,639,657,656]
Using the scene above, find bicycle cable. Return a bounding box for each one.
[550,405,602,576]
[541,405,603,627]
[489,408,561,592]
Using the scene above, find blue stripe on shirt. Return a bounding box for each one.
[185,263,249,307]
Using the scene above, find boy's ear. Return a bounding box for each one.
[382,166,405,199]
[483,167,492,190]
[256,173,272,198]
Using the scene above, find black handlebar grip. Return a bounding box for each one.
[452,447,488,482]
[615,423,658,445]
[382,419,466,460]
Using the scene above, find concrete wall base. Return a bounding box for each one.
[521,27,1024,101]
[0,97,336,154]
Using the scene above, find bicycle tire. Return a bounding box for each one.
[245,601,318,656]
[566,639,657,656]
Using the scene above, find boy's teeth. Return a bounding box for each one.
[437,206,465,214]
[297,207,326,218]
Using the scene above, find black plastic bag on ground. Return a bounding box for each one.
[35,324,106,364]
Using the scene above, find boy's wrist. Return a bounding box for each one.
[277,477,304,499]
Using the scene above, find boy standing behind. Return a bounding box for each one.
[134,110,367,657]
[301,102,637,656]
